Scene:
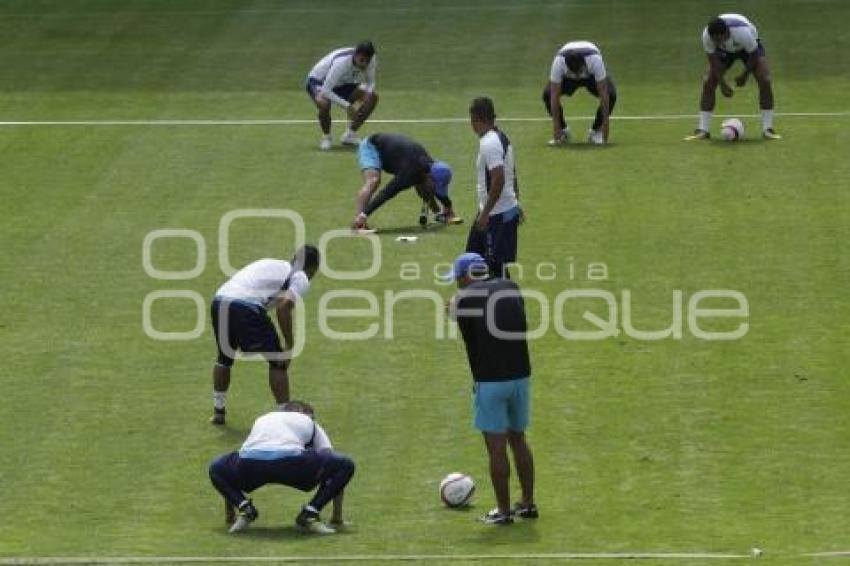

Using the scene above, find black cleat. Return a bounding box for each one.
[480,508,514,525]
[512,502,539,519]
[229,499,258,533]
[210,407,226,425]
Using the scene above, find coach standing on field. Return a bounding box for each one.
[448,252,537,525]
[467,97,523,278]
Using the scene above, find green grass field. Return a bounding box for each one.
[1,1,849,564]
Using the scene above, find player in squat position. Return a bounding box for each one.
[543,41,616,145]
[352,133,463,232]
[306,42,379,150]
[686,14,780,140]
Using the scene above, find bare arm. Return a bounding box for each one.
[596,79,610,141]
[275,297,296,350]
[708,53,733,97]
[549,81,564,138]
[476,165,504,231]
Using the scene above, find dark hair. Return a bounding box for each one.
[707,17,728,37]
[469,96,496,122]
[279,400,315,417]
[293,244,320,274]
[564,52,585,74]
[354,40,376,59]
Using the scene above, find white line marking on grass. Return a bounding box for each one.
[0,111,848,127]
[801,551,850,557]
[0,553,755,564]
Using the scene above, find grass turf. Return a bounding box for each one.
[1,1,849,564]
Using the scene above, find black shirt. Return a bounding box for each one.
[455,278,531,382]
[369,133,433,184]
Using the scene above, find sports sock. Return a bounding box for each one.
[213,391,227,410]
[761,109,774,131]
[699,111,712,132]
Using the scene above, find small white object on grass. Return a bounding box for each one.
[396,236,418,243]
[751,547,763,558]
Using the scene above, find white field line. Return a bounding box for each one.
[801,550,850,557]
[0,111,848,127]
[0,552,755,564]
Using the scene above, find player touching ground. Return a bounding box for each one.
[686,14,781,141]
[306,42,379,150]
[543,41,616,145]
[352,133,463,233]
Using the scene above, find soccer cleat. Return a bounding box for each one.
[229,500,258,533]
[511,502,539,519]
[319,135,332,151]
[340,130,361,146]
[763,128,782,140]
[479,508,514,525]
[210,407,226,425]
[587,129,605,145]
[684,129,710,141]
[435,211,464,225]
[295,505,336,534]
[547,127,570,146]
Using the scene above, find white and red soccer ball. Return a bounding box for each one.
[439,472,475,507]
[720,118,744,141]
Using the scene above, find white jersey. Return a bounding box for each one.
[215,259,310,309]
[308,47,376,104]
[477,129,519,217]
[702,14,759,54]
[240,411,332,458]
[550,41,607,82]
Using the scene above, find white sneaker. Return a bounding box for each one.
[587,129,605,145]
[319,135,332,151]
[229,516,251,533]
[299,521,337,535]
[547,127,570,145]
[340,130,361,146]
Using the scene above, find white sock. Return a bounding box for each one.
[322,133,332,140]
[305,504,318,514]
[213,391,227,410]
[699,111,712,132]
[761,109,774,131]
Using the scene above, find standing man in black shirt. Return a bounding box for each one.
[352,133,463,232]
[448,252,537,525]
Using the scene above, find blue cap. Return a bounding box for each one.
[443,252,488,281]
[430,161,452,198]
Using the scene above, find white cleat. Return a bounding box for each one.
[228,516,251,533]
[319,136,332,151]
[299,521,337,535]
[547,127,570,146]
[340,130,361,146]
[587,129,605,145]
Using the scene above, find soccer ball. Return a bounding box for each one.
[439,472,475,507]
[720,118,744,141]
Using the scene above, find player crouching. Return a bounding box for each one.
[352,133,463,233]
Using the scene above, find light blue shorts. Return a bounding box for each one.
[357,139,382,171]
[473,377,530,433]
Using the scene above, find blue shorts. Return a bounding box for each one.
[465,206,520,276]
[210,297,284,369]
[473,377,530,433]
[305,77,360,102]
[357,138,382,171]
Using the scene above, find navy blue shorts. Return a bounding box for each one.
[718,40,766,69]
[210,298,284,368]
[466,206,520,276]
[305,77,360,102]
[211,450,347,493]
